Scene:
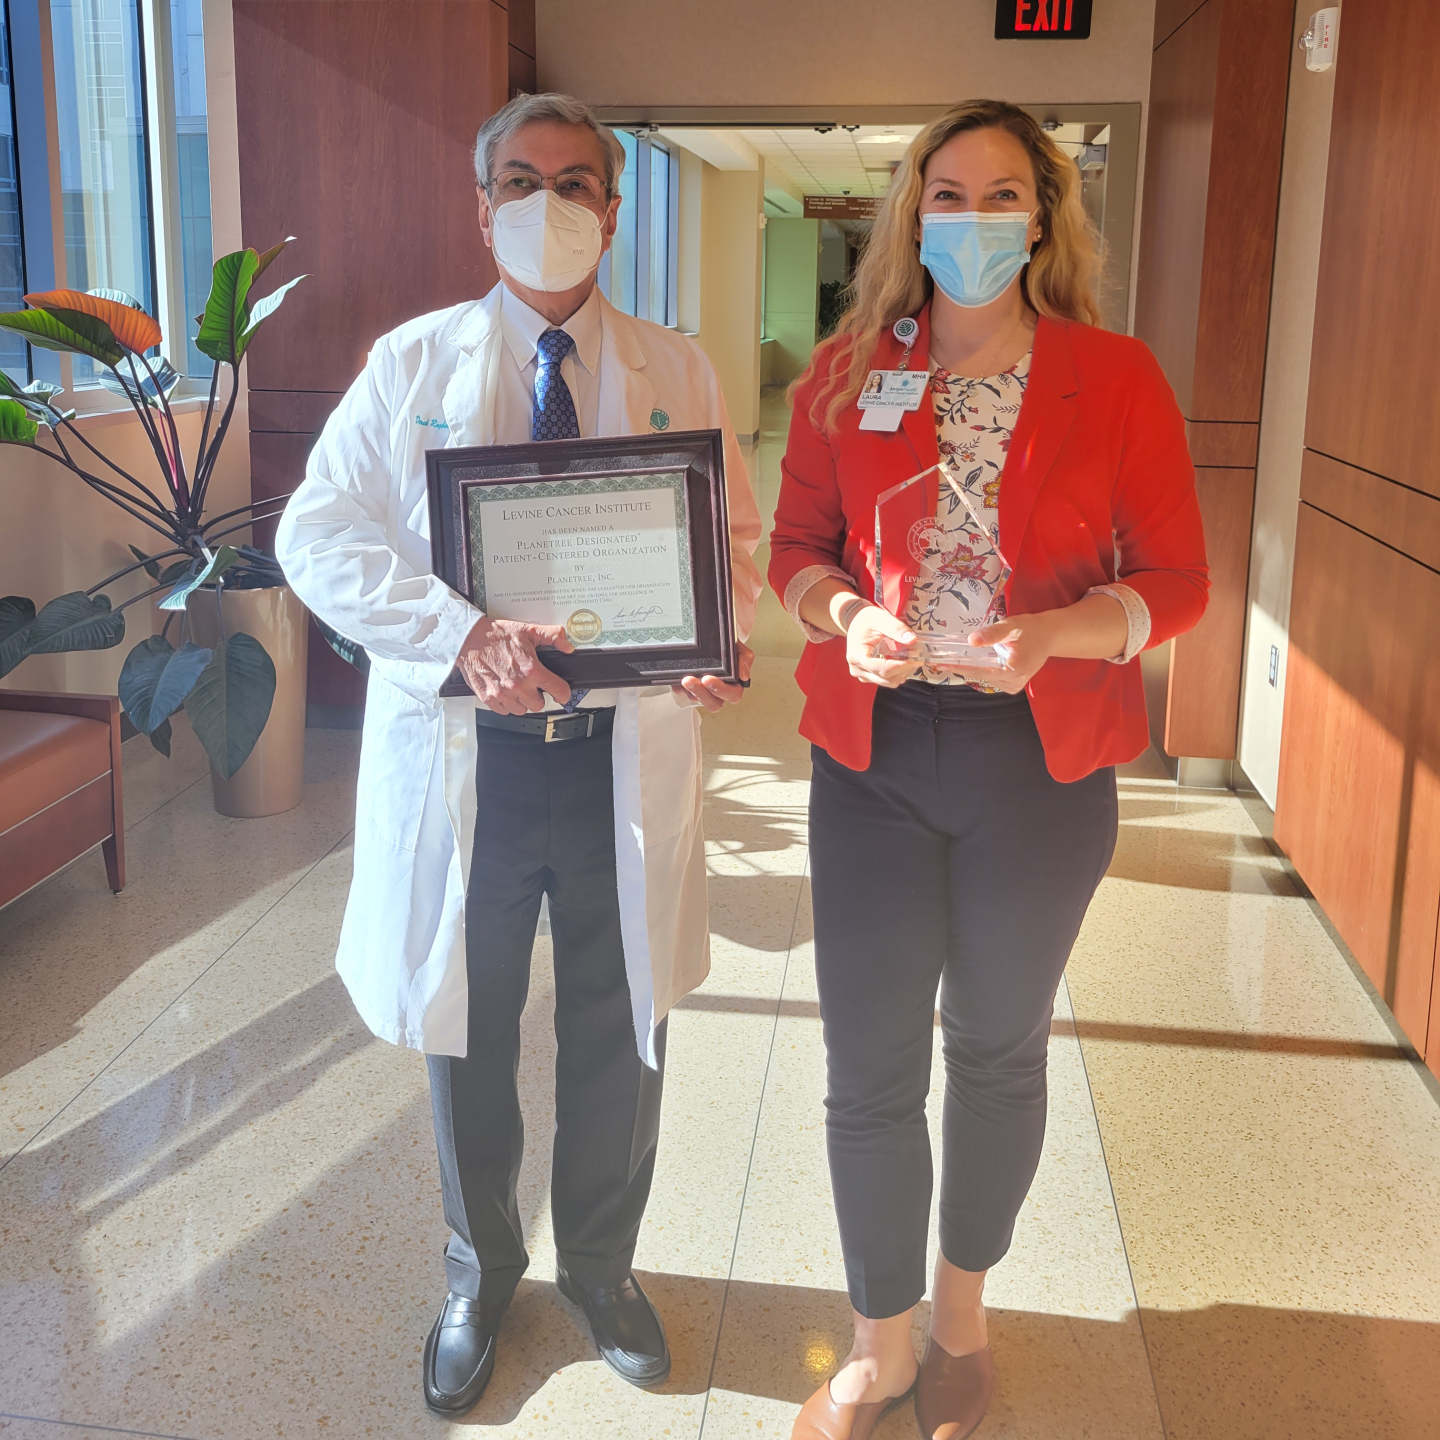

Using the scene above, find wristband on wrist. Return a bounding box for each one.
[836,595,869,634]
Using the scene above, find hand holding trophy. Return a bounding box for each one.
[869,460,1014,681]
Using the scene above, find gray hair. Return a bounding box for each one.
[473,92,627,197]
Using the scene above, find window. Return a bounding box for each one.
[168,0,211,377]
[600,130,677,327]
[1,4,26,384]
[3,0,212,388]
[607,129,637,316]
[51,0,156,380]
[647,140,669,323]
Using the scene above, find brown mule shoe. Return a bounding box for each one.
[915,1338,993,1439]
[791,1376,915,1440]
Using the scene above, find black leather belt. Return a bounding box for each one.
[475,706,616,743]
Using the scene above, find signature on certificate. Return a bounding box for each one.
[613,604,665,624]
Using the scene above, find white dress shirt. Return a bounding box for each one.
[494,281,603,439]
[491,283,615,709]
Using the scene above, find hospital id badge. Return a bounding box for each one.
[857,370,926,431]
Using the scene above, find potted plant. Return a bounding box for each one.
[0,239,310,818]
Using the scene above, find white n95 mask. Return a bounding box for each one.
[489,189,604,292]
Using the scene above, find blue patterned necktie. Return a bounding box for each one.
[531,327,588,709]
[532,327,581,442]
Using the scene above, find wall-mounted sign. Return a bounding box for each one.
[803,195,882,221]
[995,0,1092,38]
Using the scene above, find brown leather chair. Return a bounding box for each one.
[0,690,125,909]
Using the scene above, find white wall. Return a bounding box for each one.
[2,409,250,695]
[1236,1,1338,805]
[695,164,764,441]
[538,0,1157,109]
[676,148,704,336]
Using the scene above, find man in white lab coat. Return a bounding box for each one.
[275,92,761,1416]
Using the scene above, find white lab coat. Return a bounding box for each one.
[275,285,762,1065]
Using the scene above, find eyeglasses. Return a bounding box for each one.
[486,168,609,205]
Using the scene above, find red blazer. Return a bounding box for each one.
[768,308,1209,782]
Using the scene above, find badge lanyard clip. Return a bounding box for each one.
[857,317,924,431]
[892,315,919,372]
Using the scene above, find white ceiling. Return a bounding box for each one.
[738,126,923,198]
[655,122,1110,216]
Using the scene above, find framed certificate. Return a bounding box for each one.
[426,430,738,696]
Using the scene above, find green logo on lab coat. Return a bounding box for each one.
[650,408,670,431]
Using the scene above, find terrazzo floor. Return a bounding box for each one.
[2,394,1438,1437]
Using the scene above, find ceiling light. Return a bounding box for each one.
[859,135,910,145]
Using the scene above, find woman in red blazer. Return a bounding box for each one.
[770,101,1207,1440]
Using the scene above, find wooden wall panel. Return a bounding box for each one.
[1133,0,1291,760]
[1282,0,1440,1077]
[508,0,536,96]
[1163,466,1254,758]
[1189,0,1292,423]
[1431,930,1440,1077]
[1304,0,1440,497]
[1275,505,1440,1056]
[233,1,514,712]
[1186,420,1257,468]
[1153,0,1206,47]
[1300,450,1440,575]
[508,0,535,60]
[233,0,507,392]
[1133,0,1219,419]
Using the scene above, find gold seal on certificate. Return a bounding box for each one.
[566,609,604,644]
[426,431,738,695]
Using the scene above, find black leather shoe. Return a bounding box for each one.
[556,1265,671,1387]
[422,1293,498,1416]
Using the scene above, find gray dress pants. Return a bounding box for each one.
[426,715,666,1308]
[809,683,1118,1318]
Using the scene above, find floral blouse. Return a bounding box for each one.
[781,351,1151,668]
[905,355,1030,685]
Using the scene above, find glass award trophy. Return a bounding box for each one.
[873,461,1013,672]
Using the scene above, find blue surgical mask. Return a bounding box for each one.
[920,211,1034,309]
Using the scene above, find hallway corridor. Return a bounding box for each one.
[1,630,1438,1438]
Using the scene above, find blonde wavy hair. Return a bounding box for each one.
[802,99,1102,432]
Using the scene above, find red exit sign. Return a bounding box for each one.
[995,0,1092,37]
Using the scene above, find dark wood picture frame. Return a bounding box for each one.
[427,430,737,697]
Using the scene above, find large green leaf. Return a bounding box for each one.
[195,249,260,365]
[86,287,145,309]
[194,238,300,365]
[118,636,173,731]
[118,636,213,733]
[129,544,162,580]
[22,378,66,406]
[237,274,308,355]
[0,376,66,427]
[0,307,124,365]
[0,398,38,444]
[100,355,182,408]
[151,640,213,722]
[24,591,126,655]
[0,596,36,677]
[149,714,173,758]
[25,289,163,354]
[252,237,295,280]
[159,545,240,611]
[184,631,276,778]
